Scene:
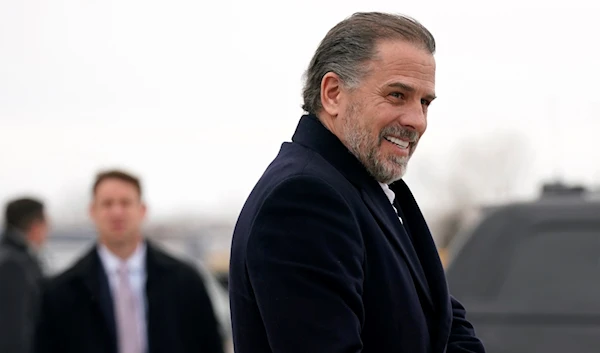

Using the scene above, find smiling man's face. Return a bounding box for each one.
[334,39,436,184]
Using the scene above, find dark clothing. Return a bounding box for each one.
[0,230,44,353]
[229,114,486,353]
[34,241,224,353]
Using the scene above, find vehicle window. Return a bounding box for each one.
[495,223,600,314]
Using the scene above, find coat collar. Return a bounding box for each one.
[291,114,437,309]
[71,239,174,351]
[0,228,42,271]
[72,239,172,280]
[1,227,30,252]
[291,114,452,347]
[291,114,419,200]
[291,114,376,189]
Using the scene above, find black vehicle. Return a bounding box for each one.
[445,183,600,353]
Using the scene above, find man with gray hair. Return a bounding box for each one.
[229,12,486,353]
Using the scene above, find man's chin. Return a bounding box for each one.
[361,150,408,184]
[383,165,408,184]
[109,229,127,236]
[104,231,133,243]
[370,168,405,185]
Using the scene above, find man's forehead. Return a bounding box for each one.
[94,193,139,201]
[369,43,435,87]
[367,40,434,74]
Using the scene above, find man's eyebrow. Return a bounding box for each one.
[387,82,437,101]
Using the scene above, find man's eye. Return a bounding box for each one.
[390,92,404,99]
[421,99,431,106]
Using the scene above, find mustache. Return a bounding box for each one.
[379,125,419,143]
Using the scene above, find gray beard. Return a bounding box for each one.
[341,106,414,184]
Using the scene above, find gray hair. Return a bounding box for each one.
[301,12,436,115]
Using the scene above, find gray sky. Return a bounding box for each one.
[1,0,599,223]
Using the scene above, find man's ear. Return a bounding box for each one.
[320,72,343,117]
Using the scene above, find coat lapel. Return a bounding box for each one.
[361,184,434,311]
[392,181,452,351]
[77,247,118,353]
[145,242,175,353]
[291,114,436,311]
[291,114,457,350]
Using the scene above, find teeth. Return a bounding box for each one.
[386,136,409,148]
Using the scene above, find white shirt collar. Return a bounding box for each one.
[378,182,396,205]
[379,182,403,224]
[98,241,146,274]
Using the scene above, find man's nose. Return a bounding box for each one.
[400,102,427,133]
[109,204,126,216]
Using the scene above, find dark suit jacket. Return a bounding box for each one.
[0,230,43,353]
[229,114,486,353]
[34,241,224,353]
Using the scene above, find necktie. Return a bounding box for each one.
[115,263,142,353]
[392,198,404,225]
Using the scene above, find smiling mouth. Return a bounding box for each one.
[384,136,410,149]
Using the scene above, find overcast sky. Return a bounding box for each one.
[1,0,599,224]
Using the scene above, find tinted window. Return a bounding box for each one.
[495,223,600,314]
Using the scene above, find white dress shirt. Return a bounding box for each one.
[379,182,403,225]
[98,242,148,353]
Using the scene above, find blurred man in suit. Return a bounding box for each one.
[0,197,48,353]
[35,169,224,353]
[229,12,486,353]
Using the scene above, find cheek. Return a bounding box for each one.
[374,106,399,127]
[128,210,143,223]
[99,211,118,224]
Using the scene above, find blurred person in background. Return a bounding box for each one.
[229,12,485,353]
[0,197,48,353]
[35,169,224,353]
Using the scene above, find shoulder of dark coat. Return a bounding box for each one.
[0,246,34,272]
